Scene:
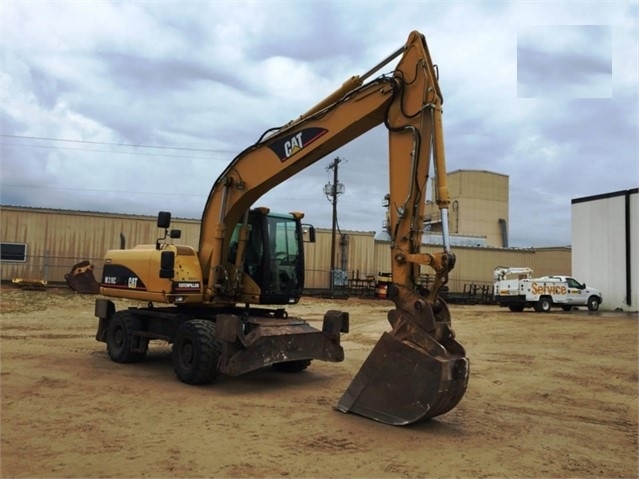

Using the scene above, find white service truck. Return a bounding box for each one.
[493,267,602,312]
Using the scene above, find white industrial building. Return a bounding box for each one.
[572,188,638,312]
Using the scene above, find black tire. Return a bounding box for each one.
[106,311,148,363]
[172,320,222,385]
[508,305,524,312]
[587,296,600,311]
[562,305,573,311]
[272,360,311,373]
[535,297,552,313]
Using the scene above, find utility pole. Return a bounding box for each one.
[325,157,344,296]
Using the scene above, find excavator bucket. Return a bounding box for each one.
[65,260,100,294]
[336,284,469,426]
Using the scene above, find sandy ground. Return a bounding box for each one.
[0,286,637,479]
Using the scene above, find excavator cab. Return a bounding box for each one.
[228,209,307,305]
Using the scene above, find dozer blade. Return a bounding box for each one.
[336,284,469,426]
[216,310,348,376]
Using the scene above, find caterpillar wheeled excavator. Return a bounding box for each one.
[94,30,469,426]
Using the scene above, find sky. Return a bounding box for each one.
[1,0,638,248]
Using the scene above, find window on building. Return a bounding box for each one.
[0,243,27,262]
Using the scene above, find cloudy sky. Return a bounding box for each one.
[2,1,637,248]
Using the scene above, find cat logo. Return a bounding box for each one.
[284,132,304,157]
[267,127,328,162]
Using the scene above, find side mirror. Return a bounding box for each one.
[159,251,175,279]
[157,211,171,228]
[303,224,316,243]
[156,212,177,249]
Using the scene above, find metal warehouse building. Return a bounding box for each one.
[1,205,569,297]
[572,188,638,312]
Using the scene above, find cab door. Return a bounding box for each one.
[566,277,587,305]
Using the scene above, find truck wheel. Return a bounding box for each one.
[272,360,311,373]
[587,296,600,311]
[106,311,147,363]
[534,297,552,313]
[508,305,524,312]
[172,320,222,385]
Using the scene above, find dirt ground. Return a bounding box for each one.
[1,286,637,479]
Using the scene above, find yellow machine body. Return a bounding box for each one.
[101,244,205,304]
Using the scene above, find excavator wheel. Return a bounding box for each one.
[106,311,148,363]
[172,319,222,385]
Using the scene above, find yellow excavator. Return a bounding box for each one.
[94,30,469,426]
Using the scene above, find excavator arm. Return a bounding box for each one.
[198,30,468,425]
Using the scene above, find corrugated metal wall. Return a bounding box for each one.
[1,206,570,293]
[572,189,638,311]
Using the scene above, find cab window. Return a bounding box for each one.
[567,278,583,289]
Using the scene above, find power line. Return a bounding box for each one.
[1,142,217,160]
[0,134,235,153]
[0,183,208,198]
